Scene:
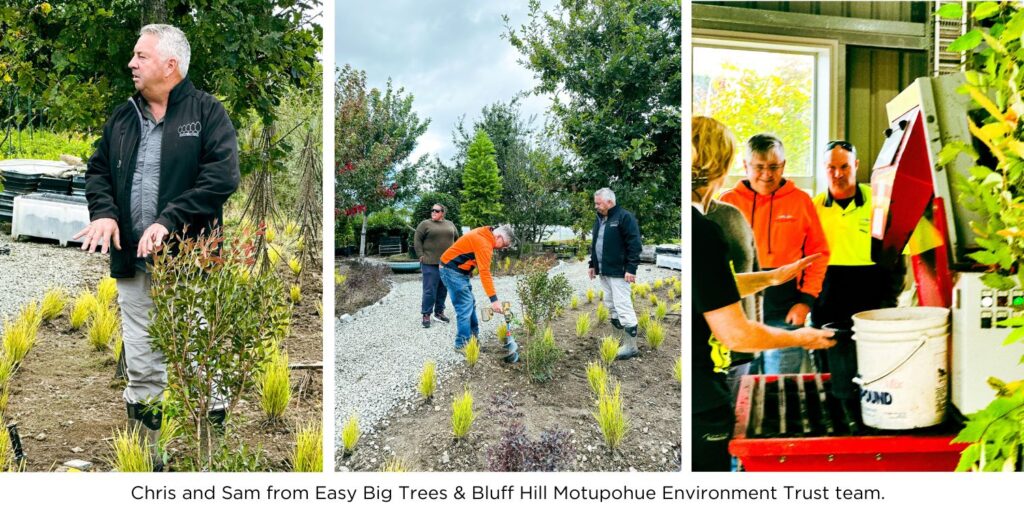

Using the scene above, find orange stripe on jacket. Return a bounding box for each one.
[440,226,498,302]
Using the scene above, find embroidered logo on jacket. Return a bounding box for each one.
[177,121,202,138]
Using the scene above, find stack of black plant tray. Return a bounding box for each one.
[0,168,41,223]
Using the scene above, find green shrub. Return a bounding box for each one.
[1,130,97,161]
[516,272,573,334]
[464,336,480,368]
[451,388,476,439]
[575,313,592,338]
[418,360,436,399]
[525,327,562,382]
[593,382,628,451]
[258,350,291,421]
[599,336,619,367]
[341,414,360,455]
[586,361,608,396]
[570,295,579,310]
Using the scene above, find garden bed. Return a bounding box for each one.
[3,241,323,472]
[338,268,681,472]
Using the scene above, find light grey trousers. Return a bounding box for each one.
[599,275,637,328]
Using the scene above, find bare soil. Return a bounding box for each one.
[336,258,392,316]
[5,265,323,472]
[340,287,681,472]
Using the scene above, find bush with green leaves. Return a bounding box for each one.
[516,272,573,336]
[525,327,562,383]
[148,226,292,468]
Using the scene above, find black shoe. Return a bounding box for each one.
[610,318,623,330]
[434,312,451,323]
[422,314,431,328]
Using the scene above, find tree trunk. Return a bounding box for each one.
[142,0,169,26]
[359,212,368,258]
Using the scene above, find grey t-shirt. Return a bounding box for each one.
[131,100,163,270]
[595,215,607,273]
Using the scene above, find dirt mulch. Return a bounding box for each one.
[340,288,681,472]
[5,267,323,472]
[336,259,392,316]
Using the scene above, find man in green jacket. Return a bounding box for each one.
[414,203,459,328]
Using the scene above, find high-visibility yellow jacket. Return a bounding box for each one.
[813,184,874,266]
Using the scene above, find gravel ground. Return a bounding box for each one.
[334,259,679,434]
[0,231,108,321]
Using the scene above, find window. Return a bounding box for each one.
[693,34,835,193]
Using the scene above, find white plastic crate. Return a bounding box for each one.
[11,193,90,246]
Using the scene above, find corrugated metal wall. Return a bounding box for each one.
[694,2,930,182]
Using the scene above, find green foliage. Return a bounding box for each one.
[418,360,436,400]
[0,130,96,160]
[0,1,321,138]
[570,295,579,310]
[464,335,480,368]
[69,290,98,331]
[379,456,412,472]
[0,383,8,417]
[109,426,153,473]
[96,277,117,307]
[595,302,609,324]
[506,0,681,242]
[654,301,668,323]
[585,288,595,304]
[451,387,476,439]
[516,272,573,334]
[525,327,562,383]
[460,130,504,228]
[0,420,13,471]
[2,303,40,365]
[673,356,682,384]
[496,323,508,343]
[586,361,608,396]
[412,191,462,232]
[593,381,629,451]
[148,226,291,469]
[599,336,619,367]
[646,320,665,350]
[336,65,429,256]
[0,355,12,389]
[341,414,360,455]
[258,349,291,421]
[575,312,592,338]
[292,422,323,472]
[39,288,67,322]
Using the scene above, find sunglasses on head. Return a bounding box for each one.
[825,140,855,152]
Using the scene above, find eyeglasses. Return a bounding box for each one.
[431,209,443,213]
[825,140,855,153]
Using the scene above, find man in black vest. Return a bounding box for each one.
[588,187,643,359]
[75,24,239,470]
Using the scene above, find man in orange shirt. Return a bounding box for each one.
[719,134,830,374]
[439,225,515,349]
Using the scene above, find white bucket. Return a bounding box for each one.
[851,308,949,430]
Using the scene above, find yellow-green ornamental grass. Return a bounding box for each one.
[599,337,620,367]
[379,456,412,472]
[418,360,436,399]
[570,295,579,310]
[288,258,302,276]
[259,350,291,421]
[673,357,682,383]
[2,306,40,365]
[290,284,302,304]
[496,323,508,342]
[464,336,480,368]
[451,388,475,439]
[586,288,595,303]
[598,289,605,301]
[673,280,681,295]
[653,278,664,290]
[646,321,665,350]
[70,291,98,330]
[39,288,68,322]
[96,277,117,306]
[648,293,658,306]
[594,382,629,451]
[110,426,153,472]
[575,313,592,337]
[292,422,323,472]
[341,414,360,455]
[0,384,9,416]
[667,287,676,302]
[636,308,651,334]
[595,302,610,324]
[0,422,13,471]
[87,304,119,352]
[586,361,608,396]
[0,356,13,388]
[335,272,347,286]
[654,301,668,323]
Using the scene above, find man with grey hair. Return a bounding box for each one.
[589,188,643,359]
[76,23,240,470]
[719,134,830,375]
[439,224,515,350]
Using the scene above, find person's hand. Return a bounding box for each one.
[73,218,121,254]
[794,327,837,350]
[491,301,504,314]
[624,272,636,283]
[419,256,425,263]
[588,268,596,280]
[770,253,823,286]
[137,223,169,258]
[785,303,811,326]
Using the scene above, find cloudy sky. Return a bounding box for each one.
[336,0,554,163]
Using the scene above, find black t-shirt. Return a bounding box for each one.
[692,207,742,413]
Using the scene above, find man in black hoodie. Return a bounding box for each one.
[74,24,239,469]
[588,187,643,359]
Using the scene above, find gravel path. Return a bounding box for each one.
[0,232,108,321]
[334,259,679,434]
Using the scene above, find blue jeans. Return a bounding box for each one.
[439,266,478,349]
[420,263,448,315]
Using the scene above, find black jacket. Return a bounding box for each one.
[589,205,642,277]
[85,77,240,278]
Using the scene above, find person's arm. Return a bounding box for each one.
[414,221,426,260]
[154,100,240,233]
[474,234,498,303]
[588,217,598,270]
[622,211,642,276]
[735,253,824,298]
[704,302,836,353]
